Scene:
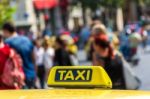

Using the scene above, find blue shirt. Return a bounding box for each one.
[5,35,36,79]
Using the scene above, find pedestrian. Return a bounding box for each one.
[2,22,36,89]
[0,34,12,89]
[34,38,45,89]
[42,24,52,37]
[0,34,25,89]
[54,36,72,66]
[139,24,148,51]
[79,25,91,49]
[43,36,55,81]
[86,23,107,61]
[60,34,79,65]
[93,34,126,89]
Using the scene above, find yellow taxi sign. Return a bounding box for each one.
[55,69,92,81]
[47,66,112,88]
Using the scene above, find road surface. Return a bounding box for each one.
[134,46,150,90]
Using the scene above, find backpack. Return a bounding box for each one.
[1,49,25,89]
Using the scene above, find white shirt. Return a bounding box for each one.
[43,47,55,69]
[34,47,44,66]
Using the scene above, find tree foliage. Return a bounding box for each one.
[0,0,16,28]
[100,0,125,8]
[79,0,101,11]
[143,0,150,6]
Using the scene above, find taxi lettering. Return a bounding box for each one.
[55,69,92,82]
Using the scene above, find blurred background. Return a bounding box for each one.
[0,0,150,90]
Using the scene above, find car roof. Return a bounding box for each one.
[1,89,150,99]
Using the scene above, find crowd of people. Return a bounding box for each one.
[0,18,149,90]
[0,22,79,89]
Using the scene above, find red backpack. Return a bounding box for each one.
[1,49,25,89]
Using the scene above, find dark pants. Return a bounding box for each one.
[25,78,36,89]
[37,65,45,89]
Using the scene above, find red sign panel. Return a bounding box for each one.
[33,0,58,10]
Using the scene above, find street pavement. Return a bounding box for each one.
[133,46,150,90]
[78,47,150,90]
[77,50,92,66]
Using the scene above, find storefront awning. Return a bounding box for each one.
[33,0,58,10]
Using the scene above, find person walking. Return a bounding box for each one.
[0,34,12,89]
[93,34,126,89]
[86,23,107,61]
[43,36,55,81]
[2,22,36,89]
[54,36,72,66]
[0,34,25,89]
[34,38,45,89]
